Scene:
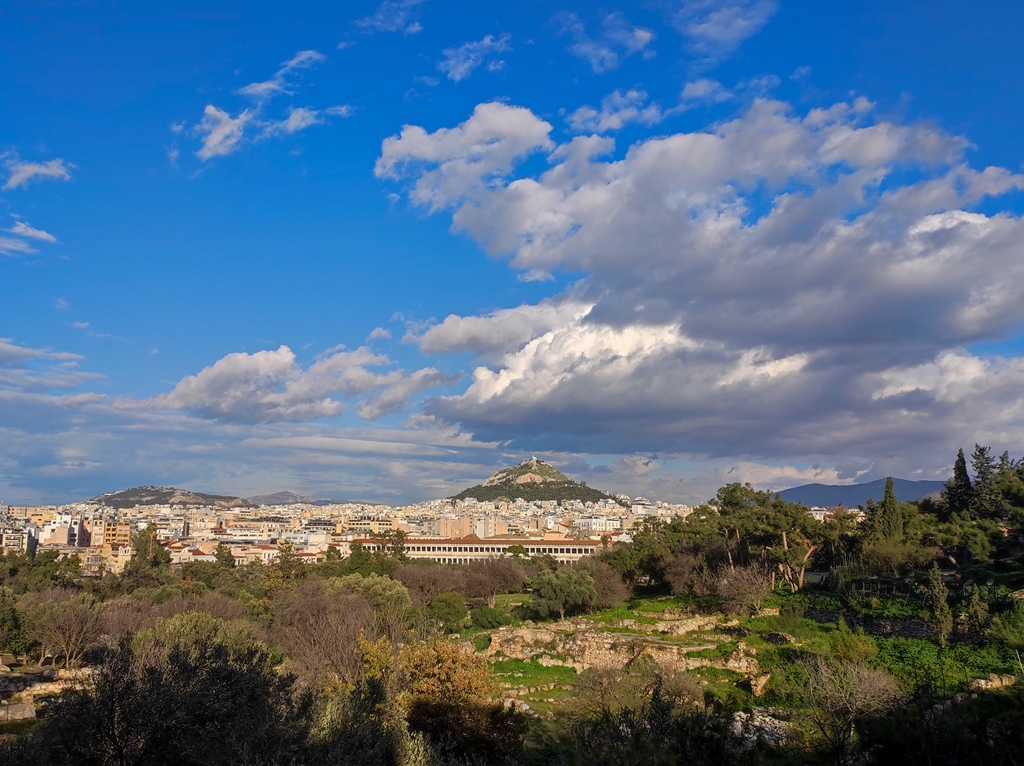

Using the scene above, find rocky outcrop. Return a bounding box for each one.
[485,619,759,676]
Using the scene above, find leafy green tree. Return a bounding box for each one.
[275,539,306,582]
[531,568,596,621]
[30,617,311,766]
[426,591,468,633]
[214,543,235,568]
[943,448,973,519]
[0,588,29,656]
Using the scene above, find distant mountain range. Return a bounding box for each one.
[246,491,372,506]
[90,486,255,510]
[451,457,617,504]
[777,478,946,508]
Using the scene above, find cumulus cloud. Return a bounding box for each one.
[355,0,425,34]
[437,34,511,82]
[3,157,73,190]
[358,368,461,420]
[568,89,666,133]
[672,0,778,64]
[558,12,655,73]
[375,102,553,210]
[378,96,1024,473]
[409,300,589,357]
[147,344,453,424]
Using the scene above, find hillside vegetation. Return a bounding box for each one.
[452,457,617,504]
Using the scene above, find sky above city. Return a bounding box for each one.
[3,0,1024,505]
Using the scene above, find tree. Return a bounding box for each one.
[575,557,630,610]
[0,587,29,657]
[214,543,235,568]
[31,619,311,766]
[426,591,467,634]
[327,573,412,643]
[711,564,771,616]
[864,477,905,543]
[971,444,1003,519]
[22,591,101,669]
[272,579,375,686]
[129,526,170,568]
[794,656,905,766]
[531,568,596,621]
[926,564,953,646]
[943,448,973,518]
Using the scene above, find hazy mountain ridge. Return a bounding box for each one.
[778,478,946,508]
[90,486,255,510]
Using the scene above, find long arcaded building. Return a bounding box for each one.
[358,536,601,565]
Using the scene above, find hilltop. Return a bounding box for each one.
[777,477,946,507]
[451,457,617,504]
[90,486,255,510]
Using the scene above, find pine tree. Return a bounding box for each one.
[943,448,973,518]
[971,444,1002,519]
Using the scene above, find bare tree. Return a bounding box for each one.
[797,656,905,766]
[395,564,465,607]
[272,579,375,686]
[712,564,772,616]
[102,597,158,642]
[461,558,527,607]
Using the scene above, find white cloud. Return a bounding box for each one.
[437,33,511,82]
[55,298,70,311]
[194,106,254,160]
[0,237,37,257]
[559,12,655,73]
[355,0,425,34]
[261,105,351,137]
[368,327,392,340]
[672,0,778,64]
[147,344,453,424]
[8,220,57,242]
[358,368,460,420]
[375,102,553,210]
[681,78,731,103]
[0,338,101,393]
[409,300,589,356]
[237,49,327,102]
[3,157,72,190]
[189,50,347,162]
[568,89,666,133]
[379,97,1024,469]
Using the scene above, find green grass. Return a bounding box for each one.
[0,719,42,736]
[490,658,577,687]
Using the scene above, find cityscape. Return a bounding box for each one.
[3,1,1024,764]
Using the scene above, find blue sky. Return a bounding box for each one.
[3,0,1024,505]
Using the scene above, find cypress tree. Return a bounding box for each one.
[971,444,1002,519]
[943,448,973,518]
